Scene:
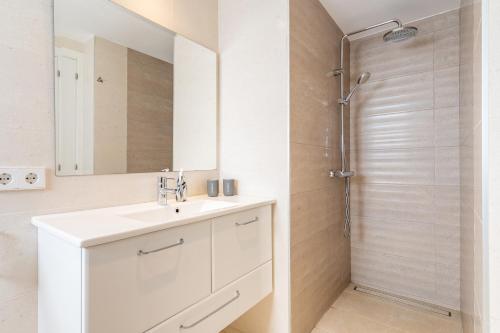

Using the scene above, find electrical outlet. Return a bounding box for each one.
[0,173,13,186]
[0,168,46,191]
[25,172,39,185]
[0,169,17,191]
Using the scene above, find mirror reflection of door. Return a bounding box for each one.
[55,47,93,176]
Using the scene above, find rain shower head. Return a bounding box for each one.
[383,26,418,42]
[341,72,371,104]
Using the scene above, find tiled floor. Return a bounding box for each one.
[220,328,243,333]
[314,285,463,333]
[221,285,462,333]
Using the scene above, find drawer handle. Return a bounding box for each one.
[235,216,259,226]
[180,290,240,329]
[137,238,184,256]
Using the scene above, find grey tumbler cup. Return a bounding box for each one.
[223,179,236,196]
[207,179,219,197]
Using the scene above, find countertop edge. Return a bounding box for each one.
[32,197,276,248]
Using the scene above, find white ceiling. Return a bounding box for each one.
[55,0,176,63]
[319,0,460,39]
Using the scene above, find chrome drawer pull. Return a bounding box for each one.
[137,238,184,256]
[235,216,259,226]
[180,291,240,329]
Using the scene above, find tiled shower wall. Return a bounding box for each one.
[349,10,461,309]
[127,49,174,173]
[459,0,483,332]
[290,1,351,332]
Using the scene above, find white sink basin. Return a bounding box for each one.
[32,195,275,247]
[122,199,239,223]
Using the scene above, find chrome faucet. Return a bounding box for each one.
[158,169,187,206]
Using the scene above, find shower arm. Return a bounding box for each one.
[336,19,402,173]
[345,19,403,39]
[339,19,402,76]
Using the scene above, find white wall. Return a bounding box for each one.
[219,1,291,332]
[111,0,219,51]
[56,0,176,64]
[0,1,217,332]
[487,0,500,330]
[173,35,217,171]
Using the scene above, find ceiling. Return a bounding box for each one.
[319,0,460,39]
[55,0,176,63]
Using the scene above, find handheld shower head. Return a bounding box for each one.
[341,72,371,104]
[356,71,371,85]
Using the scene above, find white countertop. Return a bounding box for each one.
[32,195,275,248]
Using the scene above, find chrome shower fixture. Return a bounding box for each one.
[330,18,417,239]
[326,68,344,77]
[356,71,371,84]
[343,18,418,44]
[383,26,418,42]
[339,71,371,105]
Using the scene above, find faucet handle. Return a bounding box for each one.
[175,169,187,202]
[176,185,187,202]
[158,169,173,186]
[158,175,175,189]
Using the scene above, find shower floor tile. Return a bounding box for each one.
[220,328,244,333]
[314,285,463,333]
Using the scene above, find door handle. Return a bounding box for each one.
[137,238,184,256]
[235,217,259,226]
[180,291,240,329]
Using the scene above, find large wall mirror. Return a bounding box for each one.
[53,0,217,176]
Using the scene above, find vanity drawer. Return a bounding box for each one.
[83,221,212,333]
[147,261,272,333]
[212,205,272,291]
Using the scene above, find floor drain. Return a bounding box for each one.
[353,285,453,317]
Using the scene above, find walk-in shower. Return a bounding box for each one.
[328,19,418,238]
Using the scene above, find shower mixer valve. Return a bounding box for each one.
[329,170,355,178]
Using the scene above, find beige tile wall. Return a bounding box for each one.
[290,1,351,332]
[459,0,483,332]
[93,37,128,174]
[0,1,217,332]
[127,48,173,173]
[349,10,462,310]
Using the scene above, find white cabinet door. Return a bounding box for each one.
[38,231,82,333]
[212,206,272,291]
[147,262,273,333]
[83,221,212,333]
